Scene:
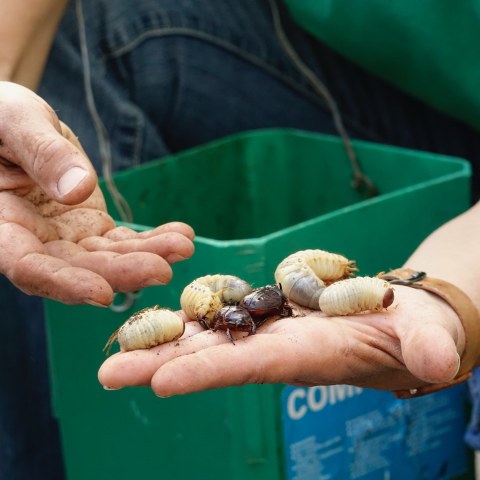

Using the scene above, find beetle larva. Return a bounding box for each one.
[180,274,253,329]
[318,276,394,316]
[103,306,185,354]
[274,249,358,309]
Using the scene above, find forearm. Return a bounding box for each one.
[0,0,68,89]
[405,200,480,309]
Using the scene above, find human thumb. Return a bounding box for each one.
[0,81,97,204]
[401,322,460,384]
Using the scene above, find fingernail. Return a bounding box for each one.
[58,166,88,197]
[143,279,167,287]
[84,299,108,308]
[454,352,461,376]
[165,253,186,264]
[103,386,121,391]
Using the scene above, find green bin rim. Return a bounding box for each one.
[104,128,471,246]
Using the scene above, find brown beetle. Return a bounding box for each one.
[212,305,256,343]
[240,284,293,324]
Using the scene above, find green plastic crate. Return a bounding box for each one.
[44,129,472,479]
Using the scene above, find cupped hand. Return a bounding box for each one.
[98,285,465,396]
[0,82,195,305]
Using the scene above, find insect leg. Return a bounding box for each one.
[226,328,235,344]
[198,318,209,331]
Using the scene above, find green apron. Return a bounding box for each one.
[284,0,480,130]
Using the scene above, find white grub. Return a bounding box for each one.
[180,274,252,327]
[318,276,394,316]
[104,306,185,354]
[274,249,357,309]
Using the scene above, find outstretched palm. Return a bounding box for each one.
[0,82,194,305]
[98,285,463,396]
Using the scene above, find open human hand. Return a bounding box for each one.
[98,285,466,397]
[0,81,194,305]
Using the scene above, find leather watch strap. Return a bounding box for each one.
[380,268,480,399]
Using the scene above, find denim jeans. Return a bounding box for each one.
[3,0,480,478]
[38,0,480,177]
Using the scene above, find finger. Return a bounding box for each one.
[46,240,174,291]
[179,318,205,336]
[78,231,195,264]
[98,327,221,389]
[149,334,310,397]
[392,287,463,384]
[102,226,138,241]
[401,322,460,384]
[16,256,114,305]
[138,222,195,241]
[0,222,113,304]
[0,83,97,204]
[103,222,195,242]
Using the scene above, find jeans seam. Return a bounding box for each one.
[101,27,382,142]
[104,27,328,107]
